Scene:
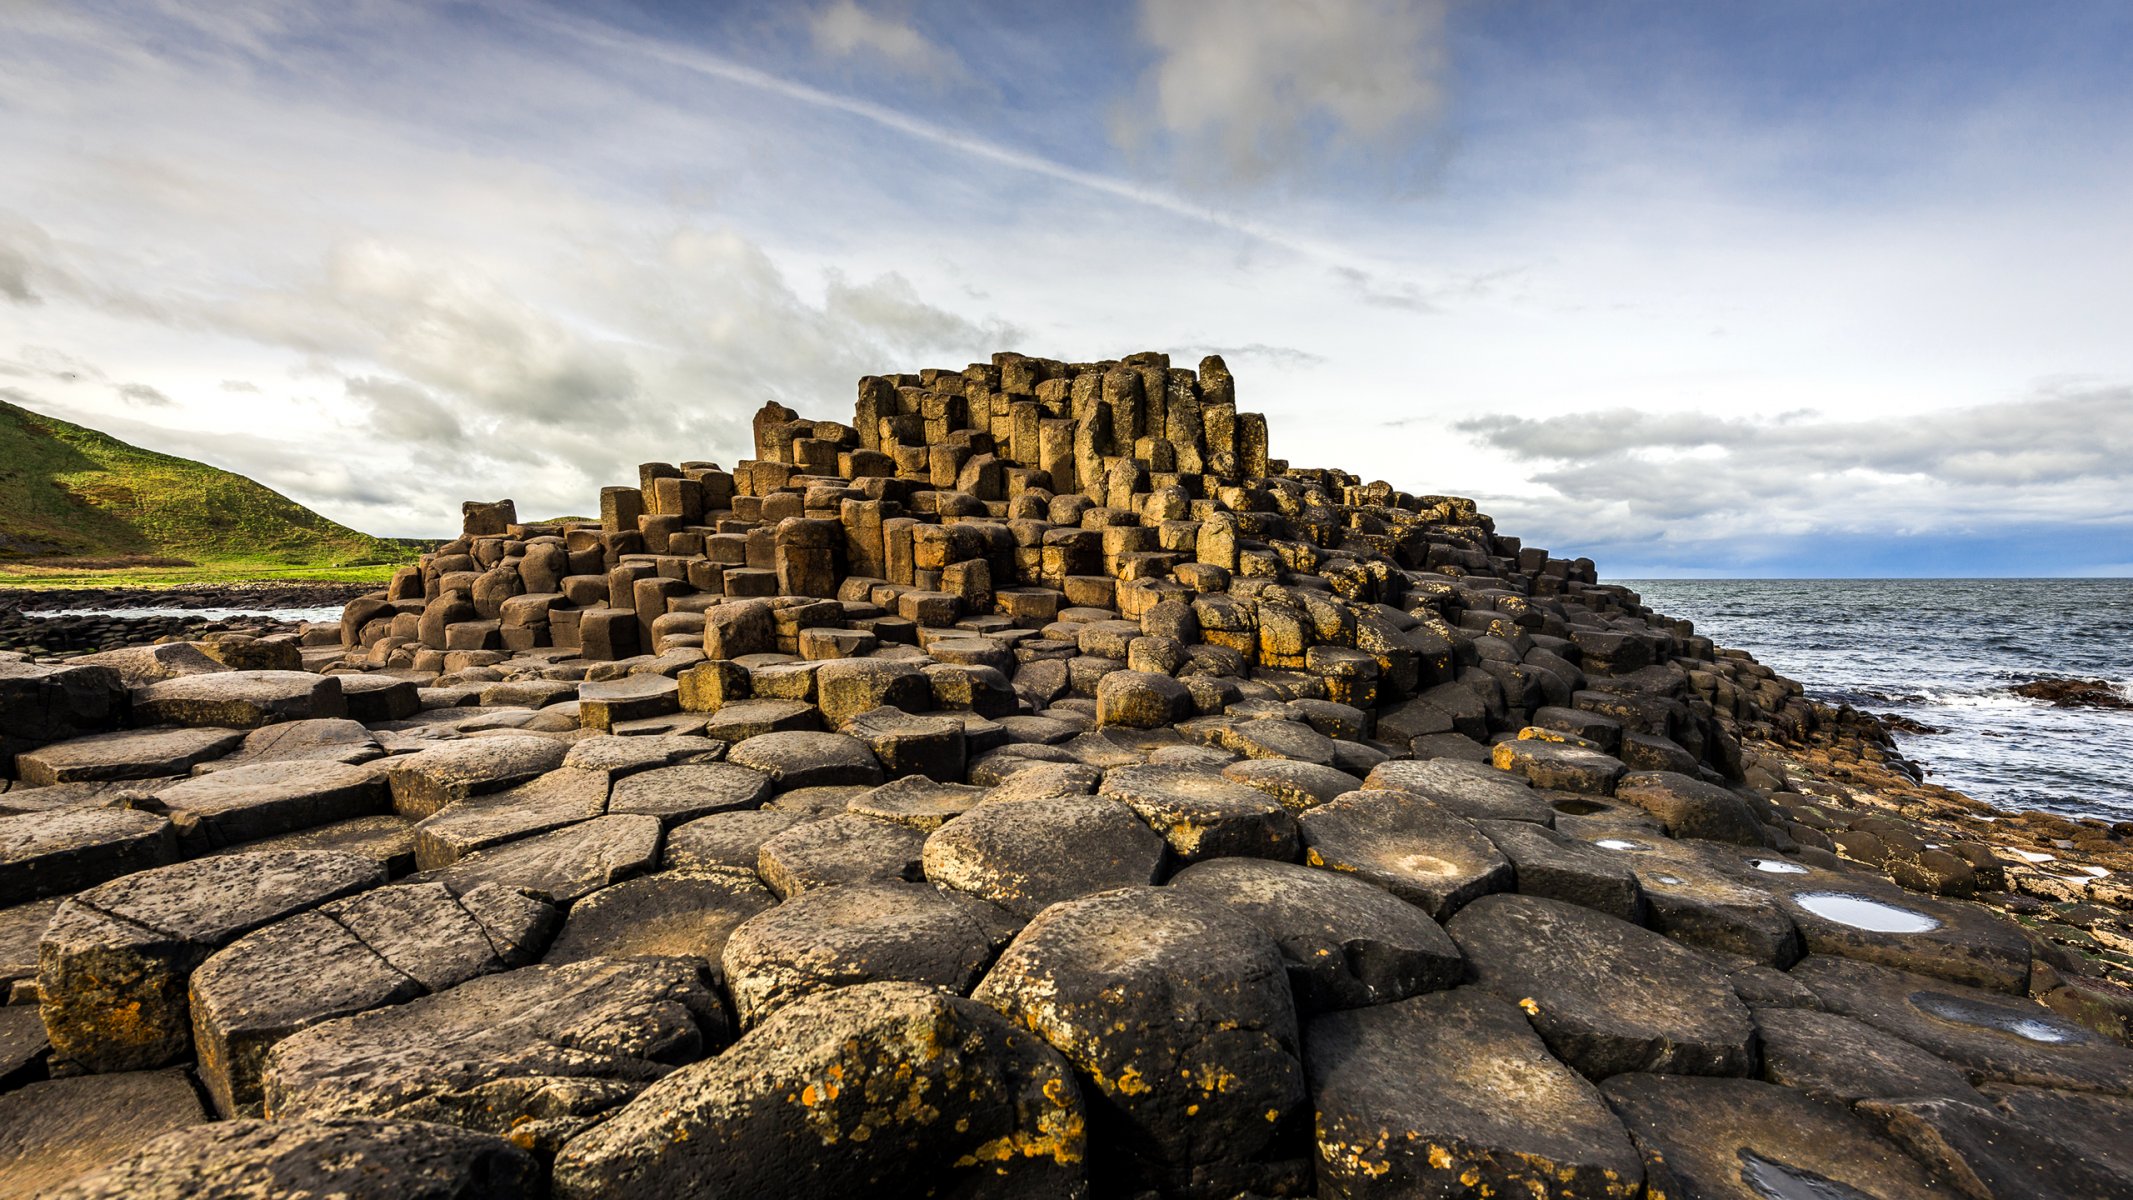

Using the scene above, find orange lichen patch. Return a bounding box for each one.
[1518,997,1541,1017]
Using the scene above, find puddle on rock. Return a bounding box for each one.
[1793,892,1941,933]
[1553,799,1610,816]
[1739,1150,1879,1200]
[1748,858,1811,875]
[1594,838,1648,852]
[1912,992,2083,1043]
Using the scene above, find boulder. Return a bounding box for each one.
[190,881,554,1115]
[728,731,885,790]
[0,1069,207,1199]
[1602,1074,1959,1200]
[40,1117,543,1200]
[722,881,1003,1026]
[923,795,1165,918]
[66,642,228,687]
[1306,988,1644,1198]
[1445,892,1757,1078]
[973,886,1305,1194]
[131,671,344,729]
[1097,764,1299,864]
[811,658,931,726]
[38,850,385,1072]
[263,956,726,1150]
[0,807,177,905]
[1095,669,1193,728]
[552,982,1085,1200]
[843,706,967,781]
[1296,789,1511,919]
[756,812,926,898]
[15,726,244,786]
[1169,857,1462,1012]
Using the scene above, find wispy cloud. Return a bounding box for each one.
[808,1,948,75]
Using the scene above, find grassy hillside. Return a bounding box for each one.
[0,397,421,584]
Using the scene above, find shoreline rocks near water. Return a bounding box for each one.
[4,350,2132,1199]
[2012,677,2132,711]
[0,585,375,661]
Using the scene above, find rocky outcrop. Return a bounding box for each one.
[3,351,2130,1197]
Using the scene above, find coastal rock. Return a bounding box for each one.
[41,1117,543,1200]
[262,956,726,1149]
[146,759,387,849]
[1446,892,1757,1078]
[15,726,244,786]
[728,730,885,790]
[922,794,1165,917]
[1296,788,1511,919]
[39,850,385,1072]
[425,814,662,904]
[721,881,1002,1026]
[1097,763,1298,864]
[131,671,345,729]
[542,869,773,979]
[0,1069,208,1199]
[1753,1006,1977,1105]
[551,982,1086,1200]
[0,807,177,905]
[1477,817,1645,920]
[1307,988,1643,1198]
[757,811,925,897]
[385,735,570,819]
[1612,770,1767,845]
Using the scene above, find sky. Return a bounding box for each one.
[2,0,2130,577]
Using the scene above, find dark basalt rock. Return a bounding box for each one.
[146,759,388,850]
[385,735,570,819]
[551,982,1087,1200]
[423,813,661,904]
[1753,1006,1978,1105]
[1363,756,1555,824]
[1296,788,1511,920]
[1097,763,1298,864]
[263,956,726,1150]
[543,868,774,982]
[721,881,1004,1026]
[0,1069,208,1198]
[1446,892,1757,1079]
[0,806,178,905]
[15,726,245,786]
[922,794,1166,918]
[973,886,1306,1195]
[1307,988,1644,1198]
[131,671,345,729]
[40,1117,543,1200]
[728,731,885,790]
[756,811,925,898]
[2011,677,2131,710]
[1167,857,1462,1012]
[1477,817,1645,920]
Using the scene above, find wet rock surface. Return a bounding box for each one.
[6,350,2131,1196]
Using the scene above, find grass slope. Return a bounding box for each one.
[0,397,420,585]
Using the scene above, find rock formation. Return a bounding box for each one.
[4,350,2133,1197]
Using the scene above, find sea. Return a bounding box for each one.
[1626,579,2133,822]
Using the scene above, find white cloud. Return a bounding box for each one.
[808,1,945,74]
[1122,0,1451,186]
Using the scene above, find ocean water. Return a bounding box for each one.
[28,606,345,624]
[1625,579,2133,821]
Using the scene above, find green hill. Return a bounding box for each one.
[0,397,419,581]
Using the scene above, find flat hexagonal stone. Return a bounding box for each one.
[543,869,774,981]
[577,675,679,732]
[697,699,821,742]
[1792,955,2133,1094]
[1583,835,1801,966]
[131,671,345,729]
[0,1069,207,1199]
[190,881,554,1116]
[192,718,381,774]
[664,810,813,876]
[1611,770,1765,845]
[728,731,884,790]
[1296,789,1512,920]
[1095,669,1193,728]
[1214,718,1338,765]
[1446,892,1757,1079]
[147,760,387,849]
[263,956,727,1151]
[1477,818,1644,921]
[38,850,386,1073]
[41,1117,542,1200]
[0,807,177,905]
[552,982,1085,1200]
[426,814,662,904]
[722,881,1003,1027]
[1761,871,2031,994]
[1859,1090,2133,1200]
[1307,988,1644,1198]
[385,735,571,819]
[1602,1074,1959,1200]
[604,762,771,824]
[411,767,610,870]
[210,813,416,877]
[337,674,422,723]
[560,733,727,777]
[811,658,931,726]
[756,812,924,898]
[1363,757,1554,824]
[923,795,1165,918]
[974,886,1304,1193]
[16,727,245,786]
[842,706,967,781]
[846,775,986,830]
[1221,759,1364,813]
[1098,764,1299,864]
[1489,739,1626,795]
[1169,858,1462,1012]
[1754,1007,1976,1105]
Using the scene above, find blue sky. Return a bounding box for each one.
[2,0,2129,575]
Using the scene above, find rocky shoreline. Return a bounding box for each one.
[0,585,374,661]
[3,351,2129,1198]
